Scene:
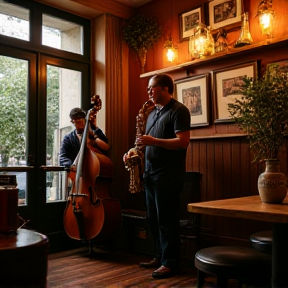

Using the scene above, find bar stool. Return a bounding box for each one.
[195,246,271,288]
[250,230,273,255]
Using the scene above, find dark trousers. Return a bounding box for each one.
[144,173,183,269]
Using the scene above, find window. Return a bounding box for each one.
[46,65,82,202]
[0,2,29,41]
[0,55,28,205]
[42,14,83,55]
[0,0,90,208]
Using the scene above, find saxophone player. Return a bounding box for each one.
[123,74,190,279]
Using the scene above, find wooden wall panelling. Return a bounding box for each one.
[214,139,223,200]
[199,141,207,184]
[93,15,133,207]
[231,138,241,198]
[188,136,276,246]
[240,138,251,197]
[205,140,215,231]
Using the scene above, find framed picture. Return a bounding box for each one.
[212,61,257,123]
[208,0,242,31]
[179,6,203,42]
[175,74,210,127]
[266,59,288,73]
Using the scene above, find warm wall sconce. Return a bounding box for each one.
[163,0,178,65]
[257,0,274,37]
[164,36,178,63]
[189,23,214,59]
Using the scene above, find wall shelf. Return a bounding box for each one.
[140,34,288,78]
[190,133,247,140]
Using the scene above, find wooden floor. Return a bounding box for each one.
[47,246,242,288]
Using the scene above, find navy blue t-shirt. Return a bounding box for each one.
[144,98,190,178]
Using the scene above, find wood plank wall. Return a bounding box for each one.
[187,137,287,246]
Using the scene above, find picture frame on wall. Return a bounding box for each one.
[175,74,210,127]
[212,61,257,123]
[208,0,242,31]
[179,6,203,42]
[266,59,288,73]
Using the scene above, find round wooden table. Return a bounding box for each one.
[0,228,49,288]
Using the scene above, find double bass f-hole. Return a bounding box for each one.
[88,186,100,205]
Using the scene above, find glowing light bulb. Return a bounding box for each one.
[166,48,175,62]
[257,0,274,37]
[259,12,273,36]
[163,37,178,64]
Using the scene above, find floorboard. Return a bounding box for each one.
[47,247,246,288]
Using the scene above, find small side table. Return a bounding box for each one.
[0,228,49,288]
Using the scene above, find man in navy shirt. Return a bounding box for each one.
[124,74,190,278]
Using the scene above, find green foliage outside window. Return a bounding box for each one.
[0,56,59,166]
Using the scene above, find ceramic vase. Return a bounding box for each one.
[258,159,287,204]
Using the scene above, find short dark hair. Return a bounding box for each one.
[69,108,86,119]
[151,74,174,94]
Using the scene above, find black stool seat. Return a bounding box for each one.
[195,246,271,288]
[250,230,273,254]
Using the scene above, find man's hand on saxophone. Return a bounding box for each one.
[135,135,154,146]
[122,148,138,162]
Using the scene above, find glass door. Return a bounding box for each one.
[0,48,90,252]
[38,55,90,251]
[0,46,37,225]
[0,0,91,253]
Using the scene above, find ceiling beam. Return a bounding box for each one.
[71,0,135,19]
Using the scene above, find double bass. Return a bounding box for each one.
[63,95,122,244]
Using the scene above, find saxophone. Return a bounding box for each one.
[124,99,155,193]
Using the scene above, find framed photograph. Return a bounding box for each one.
[179,6,203,42]
[175,74,210,127]
[208,0,242,31]
[212,61,257,123]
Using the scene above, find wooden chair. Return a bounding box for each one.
[121,171,202,256]
[180,172,202,258]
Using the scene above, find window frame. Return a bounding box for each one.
[0,0,91,63]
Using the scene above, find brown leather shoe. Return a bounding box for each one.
[139,258,161,268]
[152,265,175,279]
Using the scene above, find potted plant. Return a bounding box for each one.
[123,14,162,73]
[228,64,288,203]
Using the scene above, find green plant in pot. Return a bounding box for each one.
[228,64,288,203]
[123,14,162,73]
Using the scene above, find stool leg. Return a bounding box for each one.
[197,270,205,288]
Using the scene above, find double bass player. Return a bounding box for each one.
[61,99,122,247]
[59,107,109,168]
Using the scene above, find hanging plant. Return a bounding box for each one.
[123,14,162,52]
